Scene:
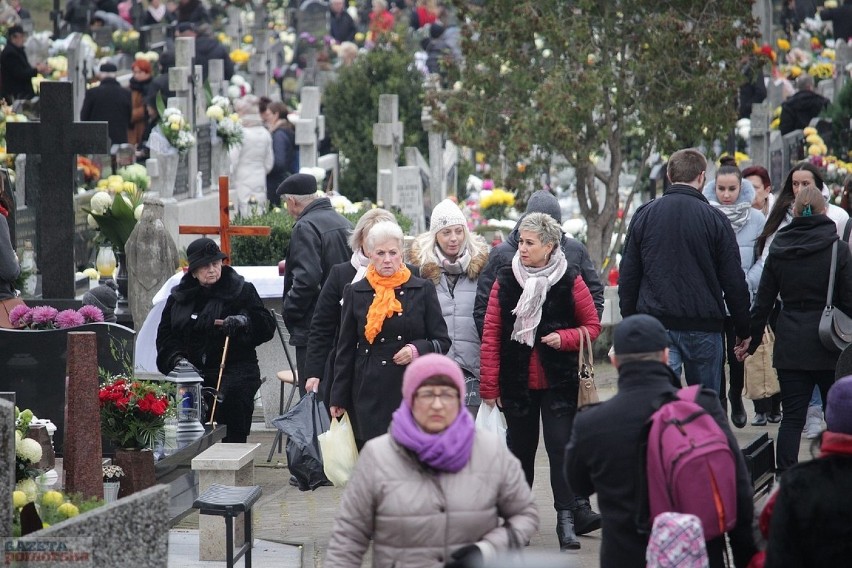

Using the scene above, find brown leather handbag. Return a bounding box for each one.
[577,326,599,408]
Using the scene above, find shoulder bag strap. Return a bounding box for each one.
[581,326,594,373]
[827,241,839,308]
[577,327,586,368]
[844,218,852,243]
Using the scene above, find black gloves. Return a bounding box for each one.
[222,314,249,336]
[444,544,482,568]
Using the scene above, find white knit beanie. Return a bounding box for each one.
[429,199,467,235]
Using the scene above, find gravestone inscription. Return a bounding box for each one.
[396,166,425,235]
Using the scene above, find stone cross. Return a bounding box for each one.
[373,94,403,208]
[749,102,772,168]
[293,86,325,169]
[63,331,103,500]
[168,36,197,197]
[225,5,243,41]
[0,399,13,537]
[66,33,90,120]
[249,28,270,98]
[421,102,445,209]
[179,176,271,259]
[6,82,109,299]
[208,59,227,98]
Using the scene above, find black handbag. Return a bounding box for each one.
[818,241,852,352]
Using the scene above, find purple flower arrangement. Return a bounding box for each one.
[7,304,104,330]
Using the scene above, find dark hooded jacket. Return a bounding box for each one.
[473,218,604,337]
[155,265,275,380]
[194,34,234,80]
[748,214,852,369]
[779,89,829,135]
[0,41,37,101]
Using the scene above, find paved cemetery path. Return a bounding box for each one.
[172,361,798,567]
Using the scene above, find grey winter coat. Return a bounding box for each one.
[325,430,539,567]
[703,178,766,296]
[408,234,489,406]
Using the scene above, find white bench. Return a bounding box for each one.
[191,442,262,561]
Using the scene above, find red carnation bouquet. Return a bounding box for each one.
[99,375,176,450]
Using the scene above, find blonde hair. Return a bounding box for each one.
[349,208,396,253]
[793,185,827,216]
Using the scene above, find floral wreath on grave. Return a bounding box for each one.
[99,374,176,451]
[205,94,244,150]
[7,304,105,330]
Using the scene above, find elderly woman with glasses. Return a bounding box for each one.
[326,354,539,567]
[480,212,602,552]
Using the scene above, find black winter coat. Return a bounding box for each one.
[474,220,604,337]
[749,215,852,370]
[619,184,751,337]
[194,35,234,80]
[0,42,37,101]
[779,90,829,135]
[565,361,756,568]
[266,126,296,204]
[330,274,450,442]
[764,440,852,567]
[80,78,132,145]
[282,198,352,346]
[155,265,276,381]
[330,10,357,43]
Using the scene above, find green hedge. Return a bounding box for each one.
[230,209,412,266]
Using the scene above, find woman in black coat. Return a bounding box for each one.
[303,208,397,401]
[740,186,852,472]
[156,238,275,443]
[329,221,450,445]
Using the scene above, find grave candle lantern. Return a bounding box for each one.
[165,360,205,444]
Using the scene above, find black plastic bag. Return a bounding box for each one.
[272,392,331,491]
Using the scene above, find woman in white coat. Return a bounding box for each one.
[703,164,765,429]
[230,95,273,217]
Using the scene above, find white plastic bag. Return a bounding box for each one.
[317,412,359,487]
[475,402,507,443]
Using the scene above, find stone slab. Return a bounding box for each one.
[168,531,302,567]
[196,456,256,561]
[192,442,261,470]
[27,485,169,568]
[0,399,13,537]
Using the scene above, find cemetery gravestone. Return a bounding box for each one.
[396,166,425,234]
[194,63,212,190]
[249,28,271,97]
[769,132,784,193]
[0,399,13,537]
[296,0,329,70]
[0,323,134,453]
[749,102,772,169]
[422,102,445,209]
[5,82,109,299]
[293,86,325,169]
[63,331,103,500]
[373,94,403,208]
[836,41,852,95]
[782,130,804,181]
[168,37,196,198]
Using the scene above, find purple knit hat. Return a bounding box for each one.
[826,376,852,435]
[402,354,466,405]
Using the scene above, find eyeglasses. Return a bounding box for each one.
[414,389,459,406]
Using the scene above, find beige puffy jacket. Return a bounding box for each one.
[325,430,539,567]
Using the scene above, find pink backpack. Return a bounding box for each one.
[645,385,737,540]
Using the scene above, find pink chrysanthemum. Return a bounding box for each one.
[55,309,85,329]
[8,304,31,328]
[78,305,104,323]
[29,306,58,328]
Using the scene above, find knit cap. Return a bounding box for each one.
[82,280,118,323]
[525,190,562,224]
[402,354,466,405]
[826,376,852,435]
[429,199,467,235]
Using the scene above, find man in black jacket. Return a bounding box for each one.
[565,314,756,568]
[80,62,132,146]
[0,25,49,102]
[278,173,352,396]
[619,148,750,392]
[779,74,829,135]
[175,22,234,80]
[329,0,356,43]
[473,189,604,337]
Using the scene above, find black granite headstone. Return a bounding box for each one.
[296,0,329,66]
[196,127,212,189]
[769,147,783,194]
[0,322,135,453]
[174,153,189,198]
[6,82,110,299]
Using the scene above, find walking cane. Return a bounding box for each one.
[208,330,231,425]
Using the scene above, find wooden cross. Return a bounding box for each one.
[6,81,110,298]
[178,176,271,260]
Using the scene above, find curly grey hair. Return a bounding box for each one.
[517,212,562,248]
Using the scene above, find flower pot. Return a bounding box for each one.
[151,150,179,198]
[211,137,230,181]
[112,449,156,498]
[103,481,121,503]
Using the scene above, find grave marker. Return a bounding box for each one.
[0,399,13,537]
[66,33,91,120]
[373,94,403,207]
[5,82,109,299]
[396,166,425,234]
[194,63,212,190]
[293,86,325,168]
[749,102,772,168]
[296,0,329,70]
[836,40,852,95]
[769,131,783,188]
[179,176,271,259]
[168,37,196,198]
[781,129,804,182]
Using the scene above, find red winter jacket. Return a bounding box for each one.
[480,274,600,398]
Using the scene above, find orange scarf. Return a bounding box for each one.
[364,264,411,344]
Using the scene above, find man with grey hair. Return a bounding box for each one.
[277,172,352,396]
[80,62,132,145]
[565,314,756,568]
[779,73,829,135]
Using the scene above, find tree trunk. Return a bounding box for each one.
[575,161,619,271]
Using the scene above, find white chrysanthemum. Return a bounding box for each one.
[89,190,113,214]
[162,107,181,120]
[300,166,325,183]
[15,430,22,444]
[206,105,225,121]
[134,204,144,220]
[17,437,42,463]
[211,95,230,109]
[227,85,241,99]
[231,74,247,86]
[15,479,37,503]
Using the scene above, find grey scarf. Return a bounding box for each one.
[434,244,470,275]
[710,200,752,231]
[510,247,568,347]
